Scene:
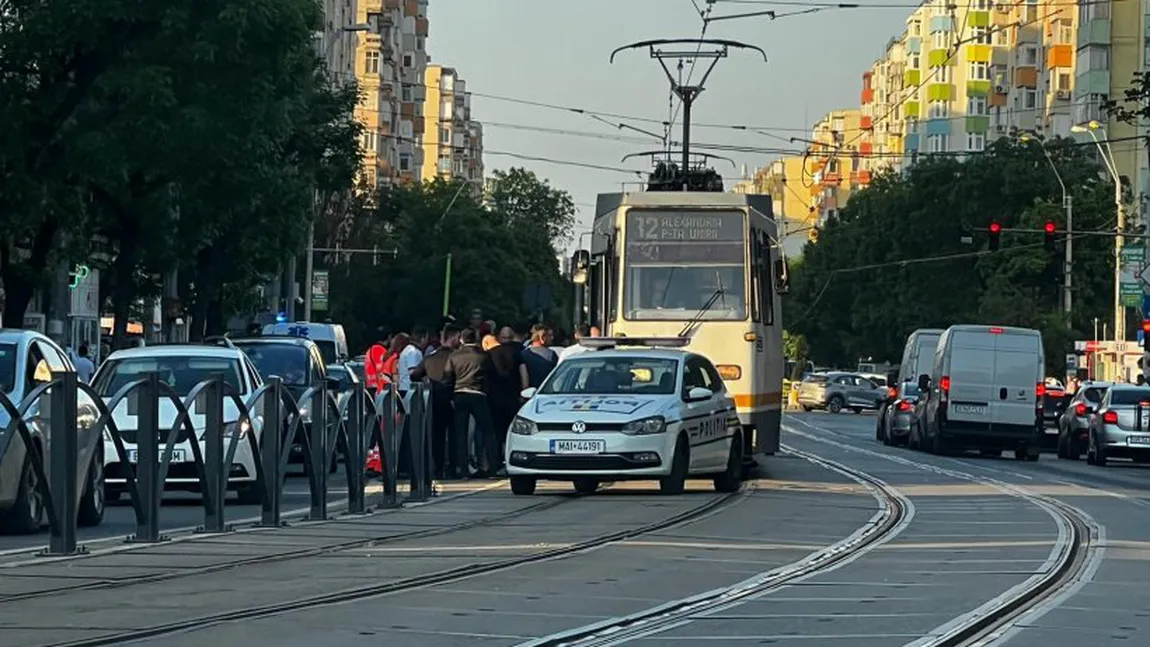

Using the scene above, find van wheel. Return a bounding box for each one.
[0,448,45,535]
[77,455,105,527]
[660,437,689,495]
[827,396,844,414]
[510,476,537,495]
[713,436,744,493]
[573,478,599,495]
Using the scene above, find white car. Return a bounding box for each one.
[505,347,743,496]
[92,345,265,504]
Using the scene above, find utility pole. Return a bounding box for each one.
[1063,193,1073,321]
[609,39,765,188]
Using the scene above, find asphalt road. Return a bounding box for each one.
[6,410,1150,646]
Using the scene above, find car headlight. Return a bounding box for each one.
[622,415,666,436]
[510,416,538,436]
[298,406,311,423]
[223,420,251,439]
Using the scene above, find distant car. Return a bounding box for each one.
[798,372,885,414]
[1056,381,1110,460]
[876,383,921,447]
[1086,384,1150,466]
[505,348,743,496]
[0,330,106,534]
[92,344,265,504]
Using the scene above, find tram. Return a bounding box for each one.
[579,188,789,465]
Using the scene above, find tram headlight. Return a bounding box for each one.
[510,417,538,436]
[622,416,666,436]
[716,365,742,380]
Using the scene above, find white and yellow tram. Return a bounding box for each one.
[582,191,789,465]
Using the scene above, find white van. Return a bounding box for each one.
[898,329,943,394]
[917,325,1044,460]
[261,321,349,364]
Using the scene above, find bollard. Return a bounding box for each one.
[128,372,165,543]
[46,371,79,555]
[199,375,227,533]
[346,386,366,515]
[407,383,431,503]
[308,381,329,520]
[259,378,284,526]
[379,386,401,509]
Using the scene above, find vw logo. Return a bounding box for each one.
[571,420,587,434]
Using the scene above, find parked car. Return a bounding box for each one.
[876,383,921,447]
[798,372,885,414]
[1056,381,1110,460]
[0,330,105,534]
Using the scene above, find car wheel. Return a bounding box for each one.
[0,447,45,535]
[1056,430,1069,459]
[236,484,262,506]
[827,396,844,414]
[77,454,105,527]
[573,478,599,495]
[510,476,537,495]
[659,436,689,495]
[713,435,744,493]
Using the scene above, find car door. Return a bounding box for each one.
[680,357,725,471]
[698,357,736,467]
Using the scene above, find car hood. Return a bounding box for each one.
[104,396,244,434]
[525,394,670,422]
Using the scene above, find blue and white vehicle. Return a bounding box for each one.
[261,322,348,365]
[505,339,743,496]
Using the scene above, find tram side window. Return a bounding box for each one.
[758,232,774,325]
[749,233,762,323]
[607,248,619,322]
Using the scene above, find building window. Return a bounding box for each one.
[1056,25,1073,45]
[1057,72,1071,91]
[400,120,413,138]
[399,155,411,171]
[416,37,425,51]
[402,53,412,68]
[969,61,989,81]
[1021,45,1038,66]
[365,51,380,74]
[931,30,949,50]
[993,28,1008,47]
[1074,92,1107,124]
[927,133,949,154]
[1082,45,1109,72]
[438,156,451,173]
[910,20,921,36]
[360,131,378,152]
[968,96,987,116]
[972,0,989,8]
[440,128,450,144]
[972,27,989,45]
[1080,0,1109,23]
[401,85,412,102]
[928,100,949,118]
[1023,89,1037,109]
[910,54,921,69]
[966,132,985,152]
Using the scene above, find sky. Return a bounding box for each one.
[427,0,912,248]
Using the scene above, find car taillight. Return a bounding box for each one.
[1036,383,1046,398]
[897,400,913,412]
[1075,402,1087,417]
[940,376,950,392]
[887,386,898,399]
[1103,410,1118,424]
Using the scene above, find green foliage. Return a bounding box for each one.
[783,330,808,362]
[786,139,1116,374]
[325,172,573,350]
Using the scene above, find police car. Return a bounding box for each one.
[505,338,743,496]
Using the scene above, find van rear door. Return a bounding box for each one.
[990,330,1042,430]
[912,333,941,380]
[946,330,996,432]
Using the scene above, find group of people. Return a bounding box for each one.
[368,311,601,480]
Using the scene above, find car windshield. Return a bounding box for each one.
[900,383,920,397]
[234,342,310,386]
[1079,387,1106,403]
[0,343,17,394]
[94,355,244,397]
[540,357,679,395]
[313,340,337,365]
[1109,388,1150,406]
[803,374,828,384]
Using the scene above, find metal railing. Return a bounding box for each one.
[0,373,434,555]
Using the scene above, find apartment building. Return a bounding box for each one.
[421,65,485,184]
[320,0,359,81]
[806,109,868,222]
[858,37,908,178]
[354,0,427,188]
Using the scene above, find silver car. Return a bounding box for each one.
[876,383,921,446]
[798,371,886,414]
[1056,381,1110,460]
[1086,384,1150,467]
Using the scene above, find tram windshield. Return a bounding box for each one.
[623,210,747,321]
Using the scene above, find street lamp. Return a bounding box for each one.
[1019,132,1072,326]
[303,21,372,322]
[1071,119,1125,343]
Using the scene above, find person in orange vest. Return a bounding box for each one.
[364,335,405,479]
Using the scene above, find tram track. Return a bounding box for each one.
[30,485,749,647]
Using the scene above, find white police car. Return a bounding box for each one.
[505,338,743,496]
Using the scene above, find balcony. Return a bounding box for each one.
[1014,67,1037,88]
[1075,69,1110,96]
[1047,44,1072,68]
[927,49,954,67]
[929,15,954,32]
[416,17,428,37]
[860,115,873,129]
[904,133,920,151]
[859,142,873,155]
[968,10,990,28]
[924,119,950,137]
[966,44,991,63]
[926,83,955,101]
[905,101,920,119]
[1077,19,1109,47]
[851,170,873,185]
[905,37,921,54]
[904,69,921,86]
[861,87,874,104]
[965,116,990,133]
[966,80,991,97]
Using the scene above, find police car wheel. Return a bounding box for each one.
[713,435,743,493]
[510,476,537,495]
[659,437,689,495]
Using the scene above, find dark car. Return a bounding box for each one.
[876,383,920,447]
[1040,384,1071,450]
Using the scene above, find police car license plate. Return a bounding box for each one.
[1129,436,1150,445]
[128,449,187,463]
[550,439,606,454]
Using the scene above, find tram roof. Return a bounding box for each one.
[607,192,756,208]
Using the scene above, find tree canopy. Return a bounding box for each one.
[785,138,1119,374]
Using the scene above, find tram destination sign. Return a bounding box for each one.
[626,211,744,263]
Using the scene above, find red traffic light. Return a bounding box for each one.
[989,222,1002,234]
[1044,221,1056,234]
[1142,320,1150,334]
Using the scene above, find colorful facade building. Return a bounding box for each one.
[421,65,485,185]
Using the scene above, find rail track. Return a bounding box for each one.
[32,484,749,647]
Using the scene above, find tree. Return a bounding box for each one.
[786,138,1115,372]
[485,168,577,245]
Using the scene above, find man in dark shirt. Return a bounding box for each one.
[443,328,498,477]
[521,324,558,388]
[414,326,459,478]
[486,326,530,474]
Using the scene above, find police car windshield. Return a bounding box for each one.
[540,357,678,395]
[0,343,16,394]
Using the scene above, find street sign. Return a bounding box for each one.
[1121,245,1144,303]
[312,270,329,311]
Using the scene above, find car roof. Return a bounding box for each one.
[564,348,690,361]
[107,345,244,360]
[230,336,317,349]
[0,329,48,345]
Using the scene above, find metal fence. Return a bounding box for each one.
[0,372,434,556]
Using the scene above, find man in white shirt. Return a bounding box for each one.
[558,324,596,363]
[75,344,96,384]
[397,328,427,411]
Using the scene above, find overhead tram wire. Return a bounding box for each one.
[709,0,1108,7]
[667,0,716,144]
[377,133,647,177]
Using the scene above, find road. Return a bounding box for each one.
[3,411,1149,646]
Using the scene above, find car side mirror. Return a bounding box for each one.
[917,374,931,392]
[325,376,342,392]
[520,387,537,399]
[686,386,714,402]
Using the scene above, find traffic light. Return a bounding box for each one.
[1142,320,1150,335]
[988,221,1002,251]
[1043,221,1056,251]
[808,227,820,244]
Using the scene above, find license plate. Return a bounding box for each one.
[127,449,187,463]
[1129,436,1150,445]
[550,439,606,454]
[953,404,987,416]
